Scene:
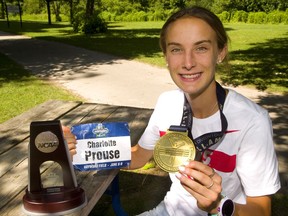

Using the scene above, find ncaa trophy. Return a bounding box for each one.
[22,120,86,215]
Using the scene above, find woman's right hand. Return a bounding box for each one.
[62,126,77,160]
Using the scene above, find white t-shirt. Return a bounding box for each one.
[138,88,281,216]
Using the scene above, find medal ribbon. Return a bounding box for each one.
[170,82,228,152]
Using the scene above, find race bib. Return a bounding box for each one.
[71,122,131,171]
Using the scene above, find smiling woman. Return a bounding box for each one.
[0,53,82,123]
[112,6,281,216]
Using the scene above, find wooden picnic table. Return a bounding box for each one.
[0,100,153,215]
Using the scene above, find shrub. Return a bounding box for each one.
[100,11,116,22]
[83,14,107,34]
[231,10,248,23]
[133,11,148,21]
[148,10,165,21]
[217,11,230,23]
[72,11,107,34]
[248,12,267,24]
[267,10,288,24]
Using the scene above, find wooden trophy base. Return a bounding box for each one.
[22,186,87,215]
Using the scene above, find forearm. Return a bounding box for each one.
[128,144,153,170]
[233,196,271,216]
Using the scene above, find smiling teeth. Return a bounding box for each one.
[182,73,200,79]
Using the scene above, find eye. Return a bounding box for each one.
[195,46,208,52]
[170,47,182,54]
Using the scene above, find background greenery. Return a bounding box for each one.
[1,0,288,29]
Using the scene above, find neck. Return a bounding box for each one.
[185,83,219,119]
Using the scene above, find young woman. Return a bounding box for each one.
[67,6,280,216]
[128,6,280,216]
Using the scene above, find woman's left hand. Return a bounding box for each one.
[176,160,222,214]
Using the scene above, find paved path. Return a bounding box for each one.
[0,31,177,109]
[0,31,270,108]
[0,31,287,192]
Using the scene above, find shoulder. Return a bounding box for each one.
[151,89,184,126]
[155,89,184,108]
[224,88,271,132]
[225,89,268,117]
[158,89,184,100]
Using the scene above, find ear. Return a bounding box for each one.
[165,55,169,67]
[218,45,228,63]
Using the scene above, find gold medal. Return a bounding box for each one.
[153,131,196,173]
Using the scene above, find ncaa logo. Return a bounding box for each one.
[35,131,59,153]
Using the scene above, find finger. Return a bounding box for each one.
[69,149,77,161]
[184,161,216,177]
[179,165,220,189]
[177,167,218,194]
[176,172,220,211]
[67,142,77,151]
[70,148,77,155]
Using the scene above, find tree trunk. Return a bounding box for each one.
[0,0,5,19]
[85,0,95,19]
[46,0,52,25]
[69,0,73,23]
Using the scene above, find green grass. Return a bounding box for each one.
[0,52,83,123]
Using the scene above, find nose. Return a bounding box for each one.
[182,51,196,71]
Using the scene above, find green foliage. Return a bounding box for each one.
[231,10,248,23]
[22,0,46,14]
[72,10,107,34]
[248,12,267,24]
[267,10,288,24]
[16,0,288,24]
[83,14,107,34]
[217,11,231,23]
[215,10,288,24]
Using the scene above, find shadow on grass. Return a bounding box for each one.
[0,52,35,87]
[0,19,72,33]
[222,33,288,91]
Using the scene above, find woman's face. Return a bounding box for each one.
[164,17,227,97]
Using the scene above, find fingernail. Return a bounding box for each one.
[183,161,189,166]
[178,166,185,172]
[175,172,182,179]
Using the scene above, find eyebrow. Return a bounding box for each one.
[194,40,212,45]
[167,40,212,46]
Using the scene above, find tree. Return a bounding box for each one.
[0,0,5,19]
[51,1,62,21]
[85,0,94,19]
[45,0,52,24]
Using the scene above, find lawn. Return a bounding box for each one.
[0,52,83,123]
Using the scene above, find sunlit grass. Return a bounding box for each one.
[0,53,83,123]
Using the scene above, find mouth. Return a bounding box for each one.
[180,72,202,80]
